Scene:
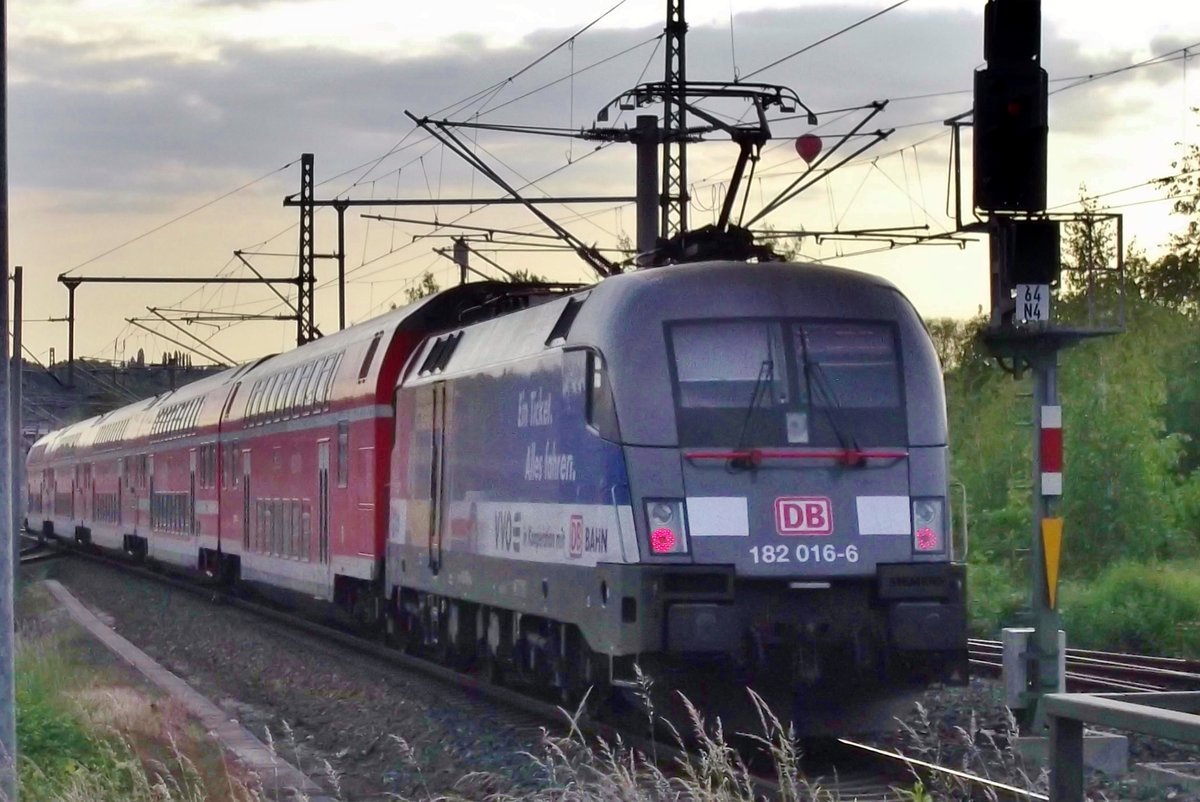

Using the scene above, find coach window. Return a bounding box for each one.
[300,361,320,413]
[256,379,269,418]
[246,380,263,423]
[281,369,300,418]
[585,351,620,441]
[337,420,349,487]
[268,373,286,421]
[314,356,333,407]
[266,374,286,421]
[293,362,316,415]
[253,378,269,423]
[319,353,342,408]
[358,332,383,383]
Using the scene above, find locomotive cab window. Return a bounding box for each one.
[668,319,904,448]
[585,351,620,441]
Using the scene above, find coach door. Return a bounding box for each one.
[189,449,197,536]
[318,441,330,564]
[117,458,124,527]
[242,450,251,550]
[428,383,448,574]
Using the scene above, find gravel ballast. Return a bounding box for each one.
[38,558,551,801]
[35,556,1200,801]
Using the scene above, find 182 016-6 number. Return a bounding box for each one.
[749,544,859,564]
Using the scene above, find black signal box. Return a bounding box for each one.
[974,66,1048,212]
[984,0,1041,66]
[1003,218,1061,287]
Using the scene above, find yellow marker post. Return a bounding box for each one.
[1041,517,1064,608]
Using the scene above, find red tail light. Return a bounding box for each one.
[915,526,941,552]
[650,527,677,554]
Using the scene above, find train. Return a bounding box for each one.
[27,260,967,734]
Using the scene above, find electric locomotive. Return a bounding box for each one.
[386,260,967,732]
[26,260,965,734]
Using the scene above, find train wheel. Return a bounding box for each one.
[480,608,507,686]
[384,593,410,650]
[561,632,606,717]
[441,601,477,670]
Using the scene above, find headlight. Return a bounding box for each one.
[912,498,945,553]
[645,499,689,555]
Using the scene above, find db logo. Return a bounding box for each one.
[774,497,833,536]
[568,514,584,558]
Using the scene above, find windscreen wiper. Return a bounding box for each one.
[730,359,773,471]
[806,359,866,467]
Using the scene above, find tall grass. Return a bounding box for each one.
[12,620,264,802]
[14,631,122,799]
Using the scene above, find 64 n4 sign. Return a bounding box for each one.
[1017,283,1051,322]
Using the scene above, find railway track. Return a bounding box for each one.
[18,533,66,566]
[23,540,1036,800]
[970,637,1200,692]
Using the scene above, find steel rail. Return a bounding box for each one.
[970,639,1200,692]
[838,738,1048,801]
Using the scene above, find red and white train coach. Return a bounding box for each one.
[26,283,564,618]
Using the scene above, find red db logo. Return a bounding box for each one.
[568,514,584,558]
[774,497,833,536]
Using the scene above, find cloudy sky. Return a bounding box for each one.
[8,0,1200,366]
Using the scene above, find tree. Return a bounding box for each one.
[1059,186,1117,302]
[1145,108,1200,310]
[506,269,548,283]
[404,271,441,303]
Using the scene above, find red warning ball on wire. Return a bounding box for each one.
[795,133,822,164]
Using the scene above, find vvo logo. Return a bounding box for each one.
[568,514,584,558]
[774,497,833,536]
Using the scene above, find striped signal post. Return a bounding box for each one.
[1040,404,1064,608]
[1027,352,1066,732]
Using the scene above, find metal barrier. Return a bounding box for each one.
[1044,691,1200,801]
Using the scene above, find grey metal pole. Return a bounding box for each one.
[635,115,659,263]
[336,204,346,330]
[0,0,18,794]
[66,282,76,388]
[452,238,468,285]
[11,266,19,553]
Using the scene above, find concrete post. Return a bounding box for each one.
[0,0,17,793]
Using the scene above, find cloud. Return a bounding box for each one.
[13,4,1166,209]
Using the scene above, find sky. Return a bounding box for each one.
[7,0,1200,368]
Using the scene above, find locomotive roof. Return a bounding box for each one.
[400,260,942,448]
[404,260,907,382]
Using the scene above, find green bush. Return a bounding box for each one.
[15,635,125,799]
[967,561,1025,638]
[1059,560,1200,657]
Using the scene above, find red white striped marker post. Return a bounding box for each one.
[1040,405,1062,496]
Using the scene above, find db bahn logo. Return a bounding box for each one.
[774,497,833,536]
[569,514,584,558]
